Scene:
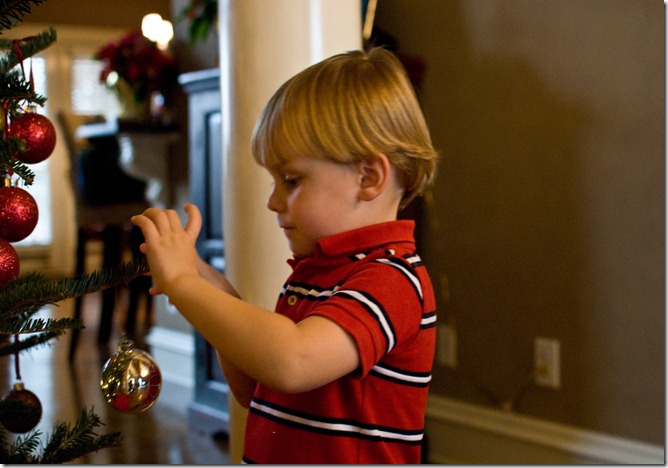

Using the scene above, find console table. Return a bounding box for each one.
[178,68,230,437]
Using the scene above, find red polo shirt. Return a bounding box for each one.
[242,220,437,464]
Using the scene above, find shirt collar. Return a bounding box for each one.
[289,220,416,267]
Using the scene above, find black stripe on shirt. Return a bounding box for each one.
[249,398,424,445]
[370,362,432,388]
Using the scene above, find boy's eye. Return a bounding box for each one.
[282,175,300,188]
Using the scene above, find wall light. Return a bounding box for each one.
[142,13,174,50]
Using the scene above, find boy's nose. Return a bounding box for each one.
[266,188,282,213]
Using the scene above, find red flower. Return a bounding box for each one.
[96,30,178,101]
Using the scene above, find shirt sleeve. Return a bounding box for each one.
[306,259,424,376]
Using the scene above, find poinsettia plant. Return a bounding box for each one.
[95,30,178,102]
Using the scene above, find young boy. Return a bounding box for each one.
[132,47,439,464]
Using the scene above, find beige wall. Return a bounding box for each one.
[25,0,218,73]
[25,0,170,29]
[374,0,664,446]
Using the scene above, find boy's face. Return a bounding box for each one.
[265,155,363,257]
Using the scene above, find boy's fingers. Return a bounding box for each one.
[152,209,180,232]
[133,208,184,235]
[131,213,158,238]
[162,209,183,231]
[184,204,203,242]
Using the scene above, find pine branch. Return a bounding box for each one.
[0,408,121,464]
[37,407,122,464]
[0,429,41,463]
[0,68,45,104]
[0,329,63,357]
[0,26,56,76]
[0,139,35,184]
[2,316,83,334]
[0,0,46,32]
[0,257,149,322]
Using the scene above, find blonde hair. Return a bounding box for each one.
[251,47,438,207]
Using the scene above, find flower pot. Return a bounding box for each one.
[114,78,151,121]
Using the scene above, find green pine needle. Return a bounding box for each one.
[0,25,56,74]
[0,407,122,464]
[0,257,149,320]
[0,330,63,357]
[0,430,41,463]
[38,408,122,464]
[0,0,46,32]
[0,257,149,357]
[0,134,37,182]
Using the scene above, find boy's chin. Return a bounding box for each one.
[287,241,315,258]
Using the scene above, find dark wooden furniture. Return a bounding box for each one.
[178,68,229,436]
[59,114,152,361]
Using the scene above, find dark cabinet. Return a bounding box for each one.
[178,68,229,435]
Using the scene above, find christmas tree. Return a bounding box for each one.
[0,0,149,462]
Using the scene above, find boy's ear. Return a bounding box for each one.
[357,153,391,201]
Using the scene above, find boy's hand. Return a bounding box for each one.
[131,204,203,296]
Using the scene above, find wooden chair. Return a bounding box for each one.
[56,111,153,361]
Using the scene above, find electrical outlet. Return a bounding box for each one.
[437,324,457,368]
[534,337,561,389]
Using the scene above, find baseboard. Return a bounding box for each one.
[424,395,664,464]
[145,326,195,389]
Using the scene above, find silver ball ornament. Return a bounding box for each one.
[100,339,162,413]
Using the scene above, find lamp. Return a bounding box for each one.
[142,13,174,50]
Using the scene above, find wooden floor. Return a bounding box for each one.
[0,291,231,464]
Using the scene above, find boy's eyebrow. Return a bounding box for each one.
[264,157,285,170]
[266,161,298,177]
[269,158,303,172]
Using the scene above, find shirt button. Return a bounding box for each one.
[287,295,298,306]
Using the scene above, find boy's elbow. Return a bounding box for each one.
[234,393,252,409]
[263,372,306,395]
[261,361,315,395]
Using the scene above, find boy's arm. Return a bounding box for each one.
[216,350,257,408]
[132,205,360,394]
[196,257,258,407]
[195,256,235,293]
[165,275,359,394]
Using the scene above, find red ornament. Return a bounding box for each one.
[8,113,57,164]
[0,382,42,433]
[0,238,19,286]
[0,186,38,242]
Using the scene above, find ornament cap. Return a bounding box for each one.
[118,338,135,353]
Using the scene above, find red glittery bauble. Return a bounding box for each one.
[0,186,38,242]
[0,238,19,286]
[0,382,42,433]
[8,113,57,164]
